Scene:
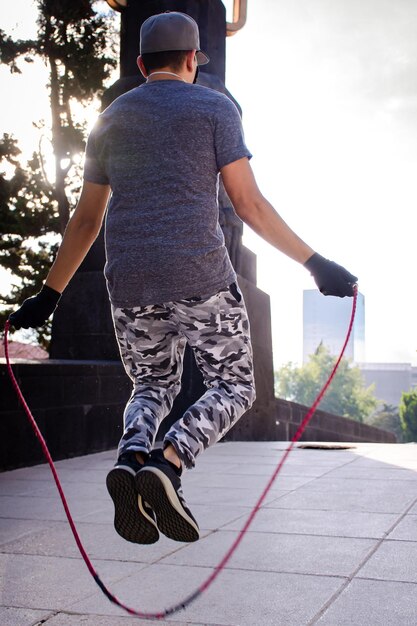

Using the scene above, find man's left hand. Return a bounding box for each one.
[304,253,358,297]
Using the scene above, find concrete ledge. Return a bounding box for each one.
[273,398,396,444]
[1,360,395,471]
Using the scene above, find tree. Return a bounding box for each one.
[275,343,378,422]
[400,389,417,442]
[0,0,117,343]
[364,403,403,442]
[0,133,61,344]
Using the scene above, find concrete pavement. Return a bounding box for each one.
[1,441,417,625]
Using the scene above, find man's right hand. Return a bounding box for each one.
[9,285,61,330]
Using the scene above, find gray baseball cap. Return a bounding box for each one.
[140,11,209,66]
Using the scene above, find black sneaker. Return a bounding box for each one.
[106,453,159,544]
[135,449,200,543]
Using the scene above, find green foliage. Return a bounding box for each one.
[399,389,417,442]
[0,1,117,346]
[275,343,378,422]
[0,0,117,230]
[0,134,60,345]
[364,403,403,442]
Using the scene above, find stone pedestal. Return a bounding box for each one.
[49,0,279,443]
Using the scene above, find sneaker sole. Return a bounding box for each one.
[135,467,199,543]
[106,467,159,544]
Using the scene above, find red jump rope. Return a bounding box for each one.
[3,285,357,619]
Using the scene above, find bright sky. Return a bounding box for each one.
[1,0,416,367]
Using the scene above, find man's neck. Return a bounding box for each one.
[147,70,185,83]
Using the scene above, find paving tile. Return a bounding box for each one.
[0,606,52,626]
[193,455,241,466]
[0,477,109,500]
[44,613,205,626]
[315,579,417,625]
[1,467,106,484]
[0,478,37,497]
[80,500,252,532]
[327,466,417,481]
[0,494,111,523]
[203,442,288,455]
[224,462,332,478]
[0,517,60,546]
[222,507,399,539]
[297,476,417,497]
[387,514,417,541]
[188,471,314,491]
[348,457,417,471]
[188,502,253,530]
[358,540,417,583]
[185,485,289,507]
[0,520,210,563]
[265,487,416,513]
[1,465,53,482]
[198,453,350,468]
[160,529,377,577]
[0,553,143,610]
[69,563,344,626]
[2,443,417,625]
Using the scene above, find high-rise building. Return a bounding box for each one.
[303,289,365,363]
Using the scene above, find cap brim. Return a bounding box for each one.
[196,50,209,66]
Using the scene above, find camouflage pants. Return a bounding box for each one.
[112,282,256,469]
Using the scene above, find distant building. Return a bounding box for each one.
[357,362,417,408]
[303,289,365,363]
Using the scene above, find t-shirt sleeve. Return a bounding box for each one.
[83,121,109,185]
[214,96,252,171]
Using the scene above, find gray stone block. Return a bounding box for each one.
[185,485,289,507]
[0,553,141,611]
[388,514,417,540]
[296,476,417,498]
[0,607,52,626]
[186,502,253,530]
[70,563,344,626]
[0,494,110,523]
[315,579,417,625]
[44,614,200,626]
[328,466,417,481]
[358,539,417,583]
[2,442,417,625]
[264,488,416,513]
[0,520,208,564]
[0,518,57,547]
[160,529,377,577]
[409,501,417,514]
[222,508,399,539]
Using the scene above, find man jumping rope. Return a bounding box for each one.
[9,12,357,546]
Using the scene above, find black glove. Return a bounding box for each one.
[304,253,358,297]
[8,285,61,330]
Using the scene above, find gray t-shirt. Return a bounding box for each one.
[84,80,251,307]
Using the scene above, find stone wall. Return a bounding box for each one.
[271,398,396,444]
[1,360,129,471]
[1,359,395,471]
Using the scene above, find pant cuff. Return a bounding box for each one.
[163,436,195,470]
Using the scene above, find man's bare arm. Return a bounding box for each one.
[221,157,357,297]
[45,181,111,293]
[221,157,314,264]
